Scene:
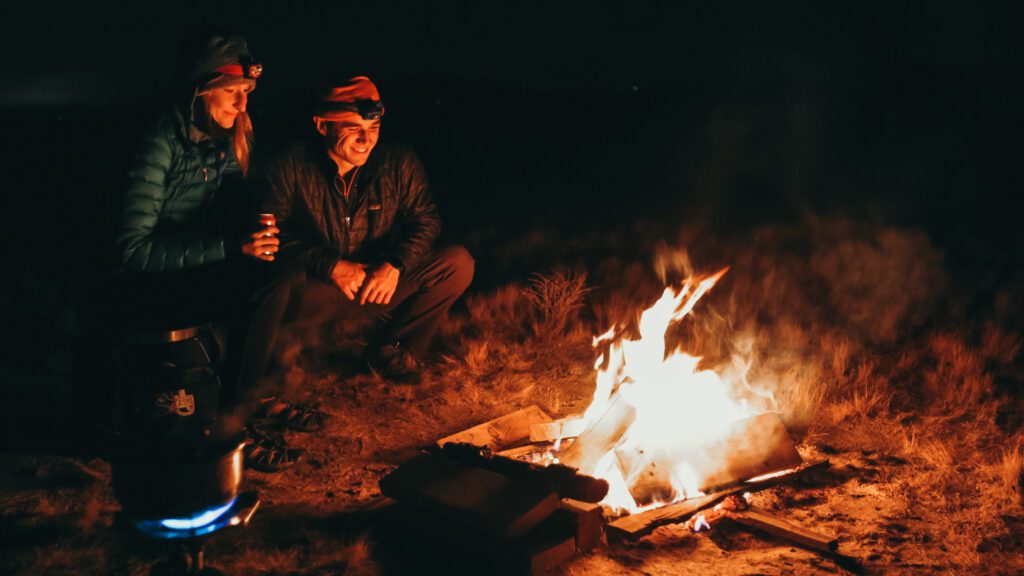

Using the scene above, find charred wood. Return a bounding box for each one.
[606,459,830,540]
[436,443,610,503]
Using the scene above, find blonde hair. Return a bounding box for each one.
[232,110,253,176]
[195,93,254,176]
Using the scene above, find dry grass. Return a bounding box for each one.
[525,270,593,338]
[3,217,1023,574]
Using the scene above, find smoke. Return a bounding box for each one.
[626,217,956,431]
[809,220,948,345]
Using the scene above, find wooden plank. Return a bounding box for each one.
[519,513,578,574]
[557,394,637,474]
[530,415,585,442]
[729,505,838,553]
[437,405,552,450]
[495,444,549,460]
[607,490,728,539]
[691,412,803,493]
[560,498,605,551]
[379,453,560,540]
[605,459,830,540]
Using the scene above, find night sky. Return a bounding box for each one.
[1,1,1021,367]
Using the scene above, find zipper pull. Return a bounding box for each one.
[344,216,351,229]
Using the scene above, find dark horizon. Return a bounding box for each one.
[2,0,1022,384]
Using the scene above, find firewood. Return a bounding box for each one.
[519,513,578,574]
[607,490,727,539]
[605,459,830,539]
[728,505,839,553]
[379,453,560,540]
[383,503,576,575]
[530,415,585,442]
[614,447,678,507]
[692,411,803,493]
[557,394,637,474]
[437,443,610,503]
[559,498,606,551]
[495,444,549,460]
[437,405,552,450]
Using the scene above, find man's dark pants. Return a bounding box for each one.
[272,245,474,360]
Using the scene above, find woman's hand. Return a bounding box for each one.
[241,226,280,261]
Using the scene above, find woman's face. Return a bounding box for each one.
[202,84,252,129]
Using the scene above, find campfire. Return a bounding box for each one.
[381,267,839,572]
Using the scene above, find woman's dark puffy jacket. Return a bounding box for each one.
[115,105,240,273]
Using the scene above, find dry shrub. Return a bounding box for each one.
[463,339,491,375]
[921,332,993,415]
[999,443,1024,507]
[980,322,1021,366]
[810,222,947,345]
[466,283,532,338]
[525,270,593,338]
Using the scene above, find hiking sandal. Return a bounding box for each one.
[244,428,304,473]
[254,398,325,433]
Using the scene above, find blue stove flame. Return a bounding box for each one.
[133,496,240,539]
[159,499,237,530]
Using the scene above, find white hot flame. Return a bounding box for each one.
[575,267,771,514]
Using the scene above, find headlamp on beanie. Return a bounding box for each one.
[340,100,385,121]
[314,76,386,122]
[212,57,263,80]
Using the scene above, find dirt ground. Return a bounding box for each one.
[3,221,1023,575]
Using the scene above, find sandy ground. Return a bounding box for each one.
[3,344,1022,575]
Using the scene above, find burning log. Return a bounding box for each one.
[613,447,678,506]
[607,411,802,508]
[605,459,830,539]
[379,453,560,540]
[530,415,585,442]
[691,412,803,493]
[436,443,610,503]
[557,394,637,474]
[437,405,552,450]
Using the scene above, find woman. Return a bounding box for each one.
[115,34,320,472]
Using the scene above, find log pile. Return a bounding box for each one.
[380,404,841,573]
[381,406,607,574]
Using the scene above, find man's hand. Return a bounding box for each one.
[241,226,280,261]
[359,262,400,305]
[331,260,368,301]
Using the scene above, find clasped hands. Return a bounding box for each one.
[331,260,400,305]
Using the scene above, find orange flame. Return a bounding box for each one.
[575,267,770,513]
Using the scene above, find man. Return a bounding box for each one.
[256,75,473,381]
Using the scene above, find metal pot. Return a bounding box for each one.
[112,434,244,523]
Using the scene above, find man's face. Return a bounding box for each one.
[202,84,251,129]
[316,114,381,173]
